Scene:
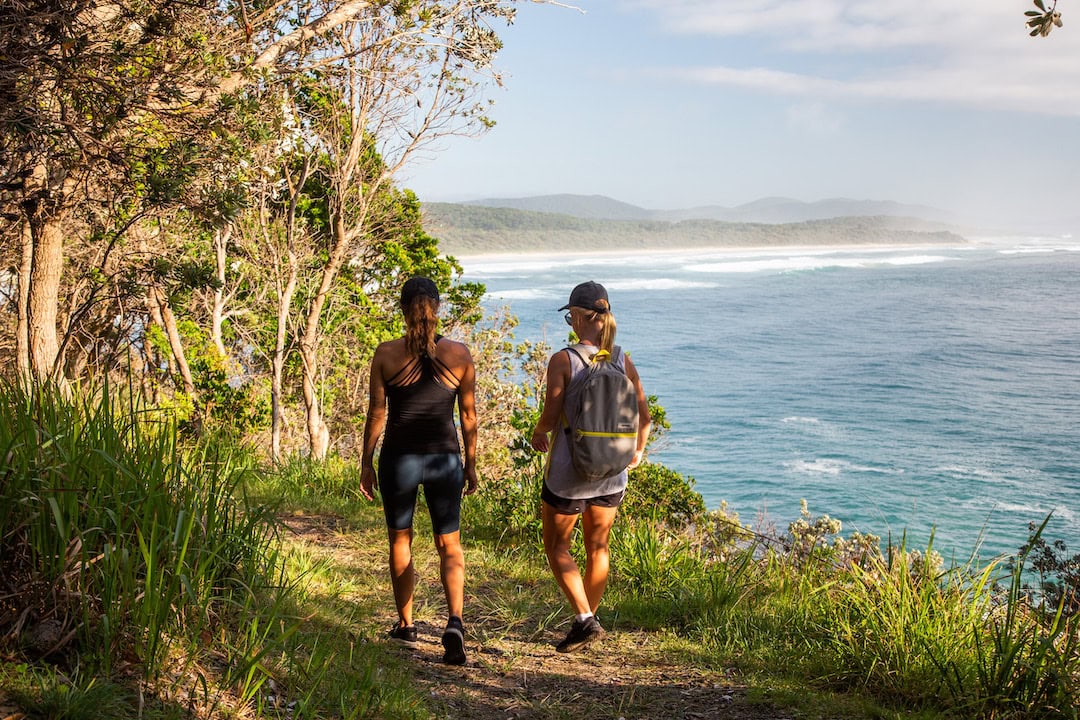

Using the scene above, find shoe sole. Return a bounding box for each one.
[556,626,606,653]
[441,627,467,665]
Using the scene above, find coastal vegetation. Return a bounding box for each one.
[2,381,1078,719]
[2,0,1077,717]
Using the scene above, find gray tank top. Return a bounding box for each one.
[543,343,630,499]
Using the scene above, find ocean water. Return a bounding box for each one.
[459,238,1080,561]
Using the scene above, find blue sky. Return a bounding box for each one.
[401,1,1080,232]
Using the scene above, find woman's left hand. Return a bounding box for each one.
[360,466,377,501]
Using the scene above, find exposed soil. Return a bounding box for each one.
[0,697,23,720]
[394,623,774,720]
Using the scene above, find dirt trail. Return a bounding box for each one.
[395,623,774,720]
[283,513,791,720]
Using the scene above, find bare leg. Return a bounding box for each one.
[433,530,465,619]
[542,502,592,616]
[388,527,416,625]
[581,504,618,613]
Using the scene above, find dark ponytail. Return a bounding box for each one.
[403,295,439,357]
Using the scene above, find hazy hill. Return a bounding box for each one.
[460,193,956,225]
[462,193,652,221]
[422,201,966,256]
[659,197,956,224]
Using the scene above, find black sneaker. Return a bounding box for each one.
[441,616,467,665]
[555,616,605,653]
[388,622,417,648]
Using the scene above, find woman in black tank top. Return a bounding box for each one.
[360,277,479,665]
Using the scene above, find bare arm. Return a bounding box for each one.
[456,346,479,495]
[359,346,388,501]
[529,350,572,453]
[624,355,651,469]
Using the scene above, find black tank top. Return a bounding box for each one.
[381,338,461,458]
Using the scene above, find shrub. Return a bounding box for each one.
[1017,519,1080,617]
[622,461,705,528]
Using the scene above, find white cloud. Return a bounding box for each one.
[656,60,1080,116]
[631,1,1020,50]
[786,101,845,135]
[629,0,1080,116]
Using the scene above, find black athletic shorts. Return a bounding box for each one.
[378,453,464,535]
[541,483,625,515]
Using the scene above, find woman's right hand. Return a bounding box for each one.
[530,428,549,453]
[463,463,479,496]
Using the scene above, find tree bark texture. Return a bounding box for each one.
[16,221,33,381]
[271,258,298,462]
[149,284,198,402]
[211,226,232,360]
[26,215,65,384]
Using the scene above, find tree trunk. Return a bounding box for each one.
[269,157,311,462]
[16,221,33,381]
[299,342,330,459]
[299,214,352,460]
[271,253,298,462]
[26,214,66,385]
[211,226,231,360]
[149,284,198,403]
[145,293,176,377]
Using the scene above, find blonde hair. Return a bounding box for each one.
[585,299,617,356]
[403,295,439,356]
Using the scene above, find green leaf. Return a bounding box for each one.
[1025,10,1043,16]
[1034,0,1046,11]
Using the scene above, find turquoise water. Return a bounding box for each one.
[460,238,1080,561]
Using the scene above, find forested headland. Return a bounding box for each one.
[422,202,968,255]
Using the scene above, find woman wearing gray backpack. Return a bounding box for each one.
[530,281,651,653]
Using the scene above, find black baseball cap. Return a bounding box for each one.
[558,281,609,313]
[401,276,439,305]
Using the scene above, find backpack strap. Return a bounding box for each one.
[565,345,588,367]
[565,344,623,367]
[561,347,582,433]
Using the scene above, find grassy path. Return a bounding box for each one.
[280,511,800,720]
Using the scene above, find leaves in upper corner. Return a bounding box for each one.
[1026,0,1063,37]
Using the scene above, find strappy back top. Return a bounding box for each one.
[381,336,462,458]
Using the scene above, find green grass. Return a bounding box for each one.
[0,381,430,718]
[3,381,1077,718]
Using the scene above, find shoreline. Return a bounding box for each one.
[448,234,1080,264]
[449,239,976,264]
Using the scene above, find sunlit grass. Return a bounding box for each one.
[3,380,1076,718]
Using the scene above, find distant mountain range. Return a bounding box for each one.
[457,194,959,225]
[422,194,968,255]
